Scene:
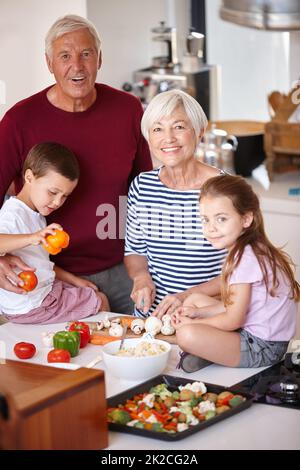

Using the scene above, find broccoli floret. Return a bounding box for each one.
[149,384,172,399]
[134,421,145,429]
[109,409,131,425]
[150,422,164,432]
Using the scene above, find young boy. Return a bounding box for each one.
[0,142,109,323]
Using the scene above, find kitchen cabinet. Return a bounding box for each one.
[248,171,300,283]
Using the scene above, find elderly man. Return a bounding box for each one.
[0,14,151,313]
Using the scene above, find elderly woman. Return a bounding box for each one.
[124,89,226,318]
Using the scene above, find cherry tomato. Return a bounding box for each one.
[47,348,71,363]
[14,342,36,359]
[18,271,38,292]
[43,229,70,255]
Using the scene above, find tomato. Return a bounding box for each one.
[43,229,70,255]
[47,348,71,363]
[18,271,38,292]
[14,342,36,359]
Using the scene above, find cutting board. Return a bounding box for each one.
[82,316,177,345]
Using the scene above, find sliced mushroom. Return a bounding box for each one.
[130,318,145,335]
[108,323,123,337]
[103,314,111,329]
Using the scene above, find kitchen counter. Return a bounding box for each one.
[0,313,299,450]
[248,171,300,215]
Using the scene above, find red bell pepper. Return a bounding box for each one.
[68,321,91,348]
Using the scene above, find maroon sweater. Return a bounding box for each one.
[0,84,152,275]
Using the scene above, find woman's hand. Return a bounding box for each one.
[0,254,35,294]
[30,223,63,246]
[152,293,184,319]
[131,273,156,314]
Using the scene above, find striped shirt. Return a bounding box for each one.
[125,167,226,316]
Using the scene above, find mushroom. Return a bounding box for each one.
[131,318,145,335]
[162,314,172,324]
[108,323,123,337]
[145,316,162,336]
[96,320,104,331]
[41,332,54,348]
[110,317,121,325]
[103,314,111,329]
[160,314,175,335]
[160,323,175,336]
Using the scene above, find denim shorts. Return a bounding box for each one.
[237,329,289,368]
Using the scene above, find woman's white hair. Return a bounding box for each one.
[141,89,208,141]
[45,14,101,58]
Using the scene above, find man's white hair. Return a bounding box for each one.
[45,14,101,58]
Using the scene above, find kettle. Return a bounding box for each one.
[199,124,238,173]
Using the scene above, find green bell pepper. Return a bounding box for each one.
[53,330,80,357]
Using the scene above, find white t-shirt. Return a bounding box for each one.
[0,197,55,315]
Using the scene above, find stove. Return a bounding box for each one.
[234,353,300,410]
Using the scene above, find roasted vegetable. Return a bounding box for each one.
[108,409,131,425]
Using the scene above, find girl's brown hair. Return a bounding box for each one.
[200,174,300,305]
[23,142,80,181]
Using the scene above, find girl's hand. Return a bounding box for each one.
[30,224,63,246]
[171,311,194,329]
[177,305,203,319]
[131,274,156,314]
[152,293,183,319]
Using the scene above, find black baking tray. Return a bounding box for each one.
[107,374,253,441]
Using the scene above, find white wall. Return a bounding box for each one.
[0,0,86,119]
[87,0,190,90]
[205,0,291,121]
[1,0,298,122]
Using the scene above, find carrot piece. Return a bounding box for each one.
[89,334,121,345]
[120,316,134,328]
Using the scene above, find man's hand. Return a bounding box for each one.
[0,254,35,294]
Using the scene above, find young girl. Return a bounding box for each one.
[0,142,109,324]
[172,174,300,369]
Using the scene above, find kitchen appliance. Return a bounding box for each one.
[234,355,300,410]
[123,22,220,120]
[220,0,300,31]
[197,123,238,173]
[199,121,266,176]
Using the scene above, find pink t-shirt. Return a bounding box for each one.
[229,245,297,341]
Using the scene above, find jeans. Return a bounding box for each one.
[83,262,134,314]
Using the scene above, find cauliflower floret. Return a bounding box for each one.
[198,400,216,415]
[179,381,207,395]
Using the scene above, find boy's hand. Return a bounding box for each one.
[30,223,63,246]
[71,276,99,291]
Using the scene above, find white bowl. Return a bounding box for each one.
[102,338,171,381]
